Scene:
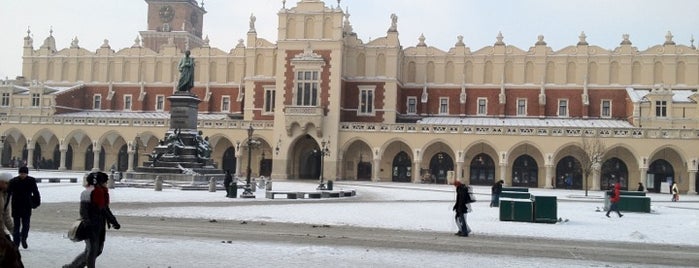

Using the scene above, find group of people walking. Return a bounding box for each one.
[0,166,121,268]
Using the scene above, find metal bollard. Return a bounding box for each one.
[209,177,216,192]
[251,178,257,192]
[155,176,163,191]
[107,173,115,189]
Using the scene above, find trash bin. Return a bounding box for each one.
[533,196,557,223]
[500,198,533,222]
[227,184,237,198]
[327,180,333,190]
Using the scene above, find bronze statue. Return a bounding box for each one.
[177,50,195,92]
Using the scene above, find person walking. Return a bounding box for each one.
[671,181,679,202]
[452,180,472,237]
[5,166,40,249]
[0,172,23,267]
[490,180,503,207]
[606,183,623,218]
[223,170,233,197]
[63,172,120,268]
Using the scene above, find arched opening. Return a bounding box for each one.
[259,152,272,177]
[295,135,320,180]
[512,155,538,187]
[221,146,237,173]
[428,152,454,184]
[85,145,94,170]
[2,140,12,167]
[356,154,371,181]
[117,144,128,172]
[469,153,495,186]
[52,145,60,169]
[66,145,74,170]
[33,144,42,170]
[392,151,412,182]
[602,157,628,190]
[556,156,582,189]
[647,159,674,193]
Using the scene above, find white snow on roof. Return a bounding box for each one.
[418,117,634,128]
[626,87,698,103]
[54,111,229,120]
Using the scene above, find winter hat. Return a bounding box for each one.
[18,166,29,174]
[95,172,109,184]
[0,172,12,182]
[453,180,462,187]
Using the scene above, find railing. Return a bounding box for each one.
[338,122,699,139]
[1,114,697,139]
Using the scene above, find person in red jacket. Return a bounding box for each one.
[63,172,120,268]
[606,183,623,218]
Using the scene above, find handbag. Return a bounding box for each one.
[67,220,88,242]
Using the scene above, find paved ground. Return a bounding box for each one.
[31,202,699,267]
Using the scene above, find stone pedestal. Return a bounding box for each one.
[132,91,223,183]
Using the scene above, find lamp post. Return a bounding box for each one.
[0,135,5,168]
[241,125,257,198]
[315,140,330,190]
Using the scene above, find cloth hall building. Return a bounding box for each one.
[0,0,697,194]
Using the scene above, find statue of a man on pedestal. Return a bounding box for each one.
[177,50,195,92]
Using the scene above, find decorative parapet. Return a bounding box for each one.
[283,106,324,137]
[339,122,699,139]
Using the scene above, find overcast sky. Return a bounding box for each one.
[2,0,698,79]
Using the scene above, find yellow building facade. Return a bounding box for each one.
[0,0,697,194]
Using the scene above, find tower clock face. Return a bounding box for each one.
[159,5,174,23]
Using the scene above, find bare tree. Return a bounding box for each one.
[574,135,606,196]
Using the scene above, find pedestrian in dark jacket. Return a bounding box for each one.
[606,183,623,218]
[490,180,503,207]
[452,180,472,237]
[5,166,40,249]
[636,182,644,192]
[63,172,120,268]
[223,170,233,197]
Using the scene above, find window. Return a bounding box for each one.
[655,100,667,117]
[477,98,487,115]
[31,93,40,107]
[93,95,101,110]
[221,96,230,112]
[358,86,375,115]
[517,98,527,116]
[558,99,568,117]
[439,97,449,115]
[295,71,319,106]
[155,95,165,111]
[264,87,276,113]
[123,95,132,111]
[1,93,9,107]
[601,100,611,118]
[407,97,417,114]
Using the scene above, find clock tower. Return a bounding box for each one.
[140,0,207,52]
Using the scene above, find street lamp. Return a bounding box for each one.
[241,125,258,198]
[314,140,330,190]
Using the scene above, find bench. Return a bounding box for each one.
[502,187,529,192]
[35,178,79,183]
[604,191,651,213]
[500,191,532,199]
[265,191,299,199]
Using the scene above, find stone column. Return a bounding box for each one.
[59,146,67,171]
[92,142,101,172]
[639,168,648,188]
[591,163,601,190]
[455,161,464,183]
[688,170,697,195]
[26,141,34,169]
[0,142,4,168]
[463,164,471,185]
[500,163,508,185]
[372,158,381,182]
[235,144,243,178]
[127,142,135,172]
[413,160,421,183]
[545,164,554,189]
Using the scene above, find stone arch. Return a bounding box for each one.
[380,138,414,182]
[507,142,545,187]
[341,139,372,181]
[356,53,366,76]
[464,140,499,186]
[445,61,454,83]
[376,53,386,76]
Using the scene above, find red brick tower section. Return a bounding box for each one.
[141,0,206,52]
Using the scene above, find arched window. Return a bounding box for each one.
[469,153,495,186]
[512,155,538,187]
